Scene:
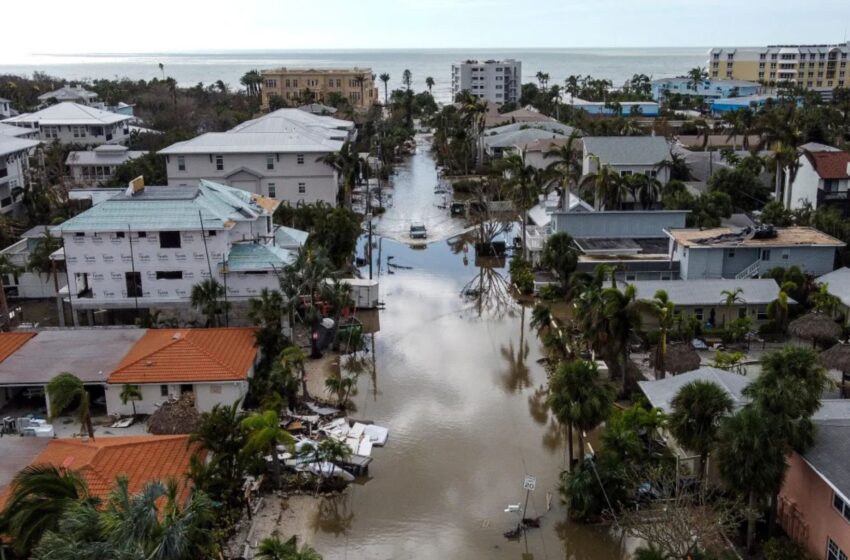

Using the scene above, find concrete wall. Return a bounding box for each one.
[552,210,687,239]
[164,152,338,205]
[37,123,129,146]
[780,452,850,560]
[105,380,249,415]
[679,246,837,279]
[789,157,824,210]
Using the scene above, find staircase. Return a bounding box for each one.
[735,259,761,279]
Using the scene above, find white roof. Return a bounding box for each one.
[0,135,40,157]
[818,267,850,308]
[638,367,752,414]
[230,108,353,138]
[38,86,98,102]
[0,122,38,139]
[65,147,146,166]
[3,102,132,126]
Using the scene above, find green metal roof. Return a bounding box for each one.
[224,242,296,272]
[274,226,309,248]
[58,180,271,233]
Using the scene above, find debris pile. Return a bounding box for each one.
[147,393,200,434]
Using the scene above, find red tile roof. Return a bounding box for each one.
[0,435,200,509]
[108,328,257,384]
[0,332,36,364]
[807,151,850,180]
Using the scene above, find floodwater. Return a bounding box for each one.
[303,138,625,559]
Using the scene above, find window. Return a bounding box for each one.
[159,231,181,249]
[75,232,85,238]
[695,308,704,321]
[833,493,850,524]
[298,182,306,194]
[43,126,58,139]
[125,271,142,298]
[177,156,185,171]
[160,385,169,397]
[72,126,86,138]
[115,232,125,239]
[137,231,147,238]
[620,170,633,177]
[625,273,637,282]
[268,183,276,198]
[266,155,274,170]
[207,230,216,237]
[761,249,771,261]
[828,538,848,560]
[296,154,305,165]
[180,384,193,394]
[782,249,790,260]
[215,155,223,171]
[156,271,183,280]
[728,249,736,258]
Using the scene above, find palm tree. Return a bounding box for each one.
[281,345,309,400]
[579,157,625,210]
[158,62,165,80]
[544,132,583,211]
[767,287,791,334]
[241,409,294,489]
[319,141,360,207]
[402,69,412,91]
[640,290,675,379]
[0,465,90,556]
[28,229,61,281]
[669,380,734,480]
[256,535,322,560]
[548,359,616,465]
[298,438,351,490]
[496,151,540,260]
[47,372,94,440]
[190,279,229,327]
[425,76,435,95]
[325,374,356,408]
[379,73,390,105]
[240,69,263,98]
[0,254,20,330]
[602,284,642,393]
[119,383,142,416]
[530,303,553,335]
[687,66,707,91]
[353,74,365,107]
[248,288,284,331]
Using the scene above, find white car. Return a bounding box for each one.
[410,224,427,239]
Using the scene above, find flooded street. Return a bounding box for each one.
[304,137,625,559]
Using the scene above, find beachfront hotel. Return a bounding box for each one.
[451,59,521,105]
[707,42,849,93]
[260,68,378,110]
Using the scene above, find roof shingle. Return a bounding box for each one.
[0,332,36,364]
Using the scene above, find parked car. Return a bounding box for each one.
[410,223,427,239]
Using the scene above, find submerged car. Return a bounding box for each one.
[409,223,427,239]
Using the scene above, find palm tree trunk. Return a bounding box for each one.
[578,431,585,462]
[272,445,282,489]
[699,450,708,481]
[521,210,528,261]
[747,491,757,553]
[300,365,309,400]
[568,423,575,466]
[0,284,9,331]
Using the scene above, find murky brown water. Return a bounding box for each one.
[304,138,625,559]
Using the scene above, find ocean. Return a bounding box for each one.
[0,48,708,104]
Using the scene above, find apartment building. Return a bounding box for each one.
[3,102,132,146]
[707,43,850,91]
[260,68,377,110]
[650,78,761,101]
[160,109,353,205]
[66,145,147,186]
[0,135,39,214]
[451,59,521,104]
[55,179,307,326]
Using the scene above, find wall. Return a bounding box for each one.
[780,452,850,560]
[164,152,337,205]
[552,210,687,239]
[677,247,725,280]
[681,246,838,279]
[789,156,823,210]
[38,123,129,146]
[105,380,249,415]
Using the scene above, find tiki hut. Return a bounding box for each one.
[820,343,850,398]
[147,393,200,435]
[649,342,701,376]
[788,312,842,346]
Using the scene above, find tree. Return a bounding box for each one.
[47,372,94,440]
[548,359,616,464]
[319,141,360,207]
[402,69,412,91]
[541,232,578,286]
[241,409,294,489]
[687,66,708,91]
[379,73,390,105]
[325,373,357,408]
[641,290,675,379]
[119,383,142,416]
[256,535,322,560]
[720,287,745,322]
[298,438,351,491]
[544,132,583,211]
[0,465,90,556]
[425,76,434,95]
[579,158,626,210]
[669,381,734,480]
[240,70,262,98]
[28,229,62,281]
[602,284,643,393]
[281,345,309,400]
[190,279,229,327]
[707,167,770,212]
[496,151,540,260]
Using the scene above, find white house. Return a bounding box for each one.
[0,135,39,214]
[582,136,672,185]
[2,102,132,146]
[0,122,39,140]
[787,145,850,215]
[0,98,12,119]
[159,108,355,205]
[105,327,258,415]
[37,85,102,108]
[66,145,147,186]
[55,179,307,326]
[451,59,521,104]
[817,267,850,326]
[0,225,67,299]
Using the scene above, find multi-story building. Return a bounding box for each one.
[55,179,307,326]
[0,122,39,140]
[786,144,850,216]
[37,85,102,107]
[707,43,850,92]
[0,97,12,119]
[582,137,672,192]
[260,68,377,110]
[0,135,39,214]
[650,77,761,101]
[3,102,132,146]
[159,108,354,205]
[66,145,147,186]
[451,59,521,105]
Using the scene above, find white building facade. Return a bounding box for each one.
[66,145,147,186]
[3,102,132,146]
[0,135,39,214]
[451,59,521,104]
[160,109,354,206]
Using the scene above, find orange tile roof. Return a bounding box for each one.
[0,332,36,364]
[108,328,257,384]
[0,435,200,510]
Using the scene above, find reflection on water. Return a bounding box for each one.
[303,142,624,559]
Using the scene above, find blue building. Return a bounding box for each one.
[651,78,761,102]
[709,94,780,114]
[570,98,659,117]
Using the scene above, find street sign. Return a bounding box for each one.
[523,475,537,492]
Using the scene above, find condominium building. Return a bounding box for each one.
[707,43,850,91]
[451,59,521,104]
[3,102,132,146]
[0,135,39,214]
[66,145,147,186]
[260,68,377,110]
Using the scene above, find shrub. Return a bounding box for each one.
[762,537,815,560]
[509,257,534,295]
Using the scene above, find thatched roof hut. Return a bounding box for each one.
[820,343,850,373]
[147,393,200,435]
[650,342,701,375]
[788,312,842,344]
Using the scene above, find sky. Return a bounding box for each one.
[3,0,850,57]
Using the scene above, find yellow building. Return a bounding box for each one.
[260,68,378,111]
[707,42,849,91]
